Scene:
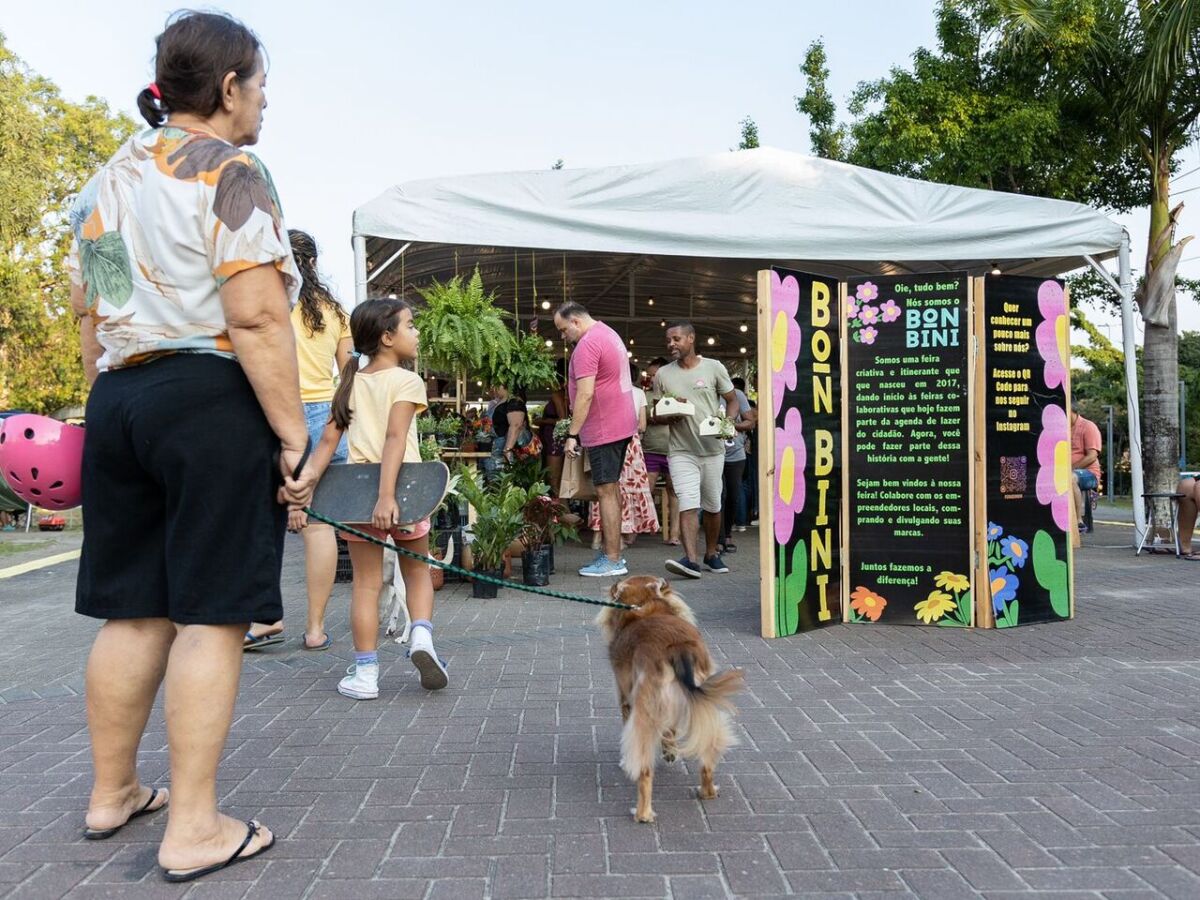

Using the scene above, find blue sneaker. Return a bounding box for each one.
[579,557,628,577]
[703,554,730,574]
[665,557,703,579]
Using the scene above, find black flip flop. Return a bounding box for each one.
[83,787,168,840]
[243,631,284,651]
[162,819,274,883]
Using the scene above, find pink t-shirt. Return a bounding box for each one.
[568,321,637,447]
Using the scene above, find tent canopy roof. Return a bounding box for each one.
[352,147,1124,362]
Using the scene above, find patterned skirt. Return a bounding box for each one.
[588,435,660,535]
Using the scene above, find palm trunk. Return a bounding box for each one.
[1143,150,1180,530]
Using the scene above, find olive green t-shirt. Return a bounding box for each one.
[652,357,734,457]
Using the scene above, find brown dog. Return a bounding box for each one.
[597,575,744,823]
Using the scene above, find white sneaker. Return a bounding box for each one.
[338,663,379,700]
[408,628,448,691]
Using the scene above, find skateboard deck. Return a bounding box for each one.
[309,461,451,526]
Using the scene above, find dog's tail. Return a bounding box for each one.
[676,662,744,763]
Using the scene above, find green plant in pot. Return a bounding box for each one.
[486,330,560,396]
[520,482,578,586]
[416,268,516,401]
[456,467,528,599]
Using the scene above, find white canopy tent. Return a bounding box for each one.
[351,147,1145,539]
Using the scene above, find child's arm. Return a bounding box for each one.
[373,400,419,530]
[287,418,345,531]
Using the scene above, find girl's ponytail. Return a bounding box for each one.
[331,354,359,430]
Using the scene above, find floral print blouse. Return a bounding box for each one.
[67,127,300,372]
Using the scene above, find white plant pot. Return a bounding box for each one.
[655,397,695,417]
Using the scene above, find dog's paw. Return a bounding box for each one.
[396,624,411,644]
[632,807,657,823]
[696,785,719,800]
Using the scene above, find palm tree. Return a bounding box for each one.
[1001,0,1200,506]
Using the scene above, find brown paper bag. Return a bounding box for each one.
[559,451,596,500]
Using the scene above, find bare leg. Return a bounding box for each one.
[157,624,272,871]
[1178,478,1198,554]
[635,768,656,823]
[302,523,337,645]
[347,542,384,653]
[85,618,175,832]
[679,508,701,563]
[1072,472,1086,527]
[702,510,722,558]
[597,482,623,562]
[397,534,434,622]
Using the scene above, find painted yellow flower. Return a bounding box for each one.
[914,589,956,624]
[934,571,969,593]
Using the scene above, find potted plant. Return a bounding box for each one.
[520,483,579,586]
[487,331,560,396]
[654,392,695,418]
[419,434,441,461]
[456,468,528,599]
[415,268,516,405]
[435,414,461,449]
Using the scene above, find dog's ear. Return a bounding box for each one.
[610,580,624,603]
[655,577,671,600]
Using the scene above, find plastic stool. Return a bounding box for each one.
[1136,492,1184,557]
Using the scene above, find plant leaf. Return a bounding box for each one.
[81,232,134,308]
[1033,529,1070,617]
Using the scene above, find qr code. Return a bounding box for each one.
[1000,455,1027,496]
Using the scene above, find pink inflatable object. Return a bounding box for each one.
[0,414,85,510]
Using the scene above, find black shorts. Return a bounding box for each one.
[76,354,286,625]
[587,438,631,486]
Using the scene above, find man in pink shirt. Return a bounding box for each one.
[1071,406,1102,532]
[554,302,638,577]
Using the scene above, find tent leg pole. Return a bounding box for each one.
[353,235,368,306]
[1119,231,1146,546]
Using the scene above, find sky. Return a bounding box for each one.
[6,0,1199,342]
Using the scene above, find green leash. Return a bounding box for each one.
[302,507,640,611]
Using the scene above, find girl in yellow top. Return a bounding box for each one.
[300,298,444,699]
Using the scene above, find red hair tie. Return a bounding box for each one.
[148,83,162,101]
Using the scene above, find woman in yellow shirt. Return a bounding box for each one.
[245,231,350,651]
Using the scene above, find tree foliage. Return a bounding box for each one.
[733,116,760,150]
[797,3,1148,209]
[0,33,136,413]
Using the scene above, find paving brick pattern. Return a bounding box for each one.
[1,520,1199,898]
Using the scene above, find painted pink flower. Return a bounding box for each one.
[859,304,880,325]
[856,280,879,302]
[770,271,802,417]
[880,299,901,322]
[846,299,860,320]
[1035,280,1068,389]
[774,406,807,544]
[861,325,878,345]
[1035,403,1071,531]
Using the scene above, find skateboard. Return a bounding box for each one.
[309,461,451,526]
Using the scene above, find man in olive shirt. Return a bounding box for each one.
[649,322,740,578]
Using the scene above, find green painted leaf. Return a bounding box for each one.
[81,232,133,308]
[776,539,808,636]
[956,590,972,625]
[1033,529,1070,617]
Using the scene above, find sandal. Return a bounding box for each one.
[1183,551,1200,562]
[302,633,332,651]
[243,630,284,651]
[83,787,168,840]
[162,819,275,883]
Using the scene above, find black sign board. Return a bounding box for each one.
[767,267,841,634]
[845,274,973,626]
[981,275,1072,626]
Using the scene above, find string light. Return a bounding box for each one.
[990,262,1002,275]
[647,297,655,306]
[541,300,551,310]
[627,350,633,358]
[739,346,747,354]
[544,339,553,348]
[628,338,634,346]
[659,320,666,327]
[706,336,716,346]
[739,322,748,333]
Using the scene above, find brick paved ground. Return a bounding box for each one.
[1,515,1199,899]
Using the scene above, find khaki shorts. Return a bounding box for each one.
[668,452,724,514]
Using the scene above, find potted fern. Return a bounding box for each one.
[456,467,528,599]
[416,268,516,406]
[487,330,560,394]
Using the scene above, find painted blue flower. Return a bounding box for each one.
[987,521,1002,541]
[1000,535,1029,569]
[989,567,1019,613]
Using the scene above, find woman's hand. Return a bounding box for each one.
[373,495,400,531]
[287,507,309,532]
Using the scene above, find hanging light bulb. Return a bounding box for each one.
[476,380,483,386]
[740,346,748,354]
[706,336,716,346]
[628,338,634,346]
[990,262,1002,275]
[541,300,551,310]
[659,320,666,328]
[627,350,633,358]
[544,339,553,348]
[739,322,748,333]
[647,297,655,306]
